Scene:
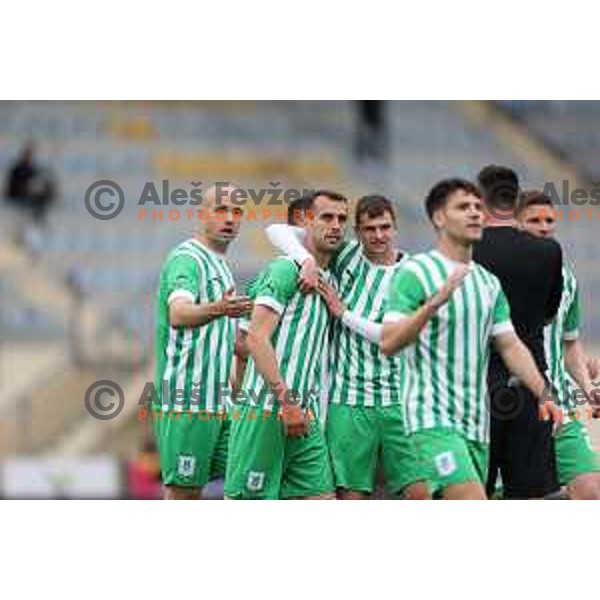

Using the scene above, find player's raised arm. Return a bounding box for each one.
[265,223,310,262]
[265,222,320,292]
[380,263,469,356]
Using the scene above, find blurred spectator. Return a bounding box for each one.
[126,436,224,499]
[354,100,389,163]
[127,439,161,500]
[4,141,57,227]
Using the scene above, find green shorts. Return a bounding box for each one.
[326,403,425,496]
[224,405,333,499]
[412,427,489,494]
[555,420,600,485]
[153,409,229,489]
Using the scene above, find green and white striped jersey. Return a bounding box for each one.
[384,249,513,443]
[544,262,581,410]
[154,237,236,412]
[329,240,408,407]
[242,257,330,413]
[238,275,260,333]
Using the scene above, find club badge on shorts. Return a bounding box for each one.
[177,454,196,478]
[435,451,457,477]
[246,471,265,492]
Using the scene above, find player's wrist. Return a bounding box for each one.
[424,297,441,315]
[212,299,228,318]
[270,380,289,403]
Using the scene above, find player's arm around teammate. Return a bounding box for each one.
[265,222,322,292]
[317,278,383,344]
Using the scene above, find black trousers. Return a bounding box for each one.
[486,379,559,499]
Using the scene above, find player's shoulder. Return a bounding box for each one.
[243,273,261,298]
[345,238,361,254]
[251,257,300,302]
[562,257,576,277]
[520,229,562,256]
[400,250,437,273]
[471,262,504,293]
[390,252,431,285]
[162,239,201,269]
[335,238,361,264]
[167,238,207,262]
[400,250,429,264]
[562,258,578,287]
[266,256,300,282]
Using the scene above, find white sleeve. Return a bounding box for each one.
[341,310,382,344]
[265,224,312,264]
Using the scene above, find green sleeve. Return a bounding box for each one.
[164,254,200,303]
[245,276,259,300]
[490,288,513,336]
[564,286,581,337]
[253,258,299,314]
[492,290,511,324]
[238,275,260,332]
[384,267,427,319]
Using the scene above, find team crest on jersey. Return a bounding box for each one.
[246,471,265,492]
[434,451,457,477]
[177,454,197,478]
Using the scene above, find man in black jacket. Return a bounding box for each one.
[473,165,563,498]
[5,142,56,225]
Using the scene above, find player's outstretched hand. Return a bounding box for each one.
[282,404,308,438]
[430,264,470,309]
[317,278,345,318]
[221,290,254,318]
[299,257,319,293]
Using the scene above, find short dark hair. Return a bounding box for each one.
[477,165,520,211]
[516,189,555,216]
[355,194,396,227]
[425,178,481,221]
[305,189,348,211]
[287,195,309,225]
